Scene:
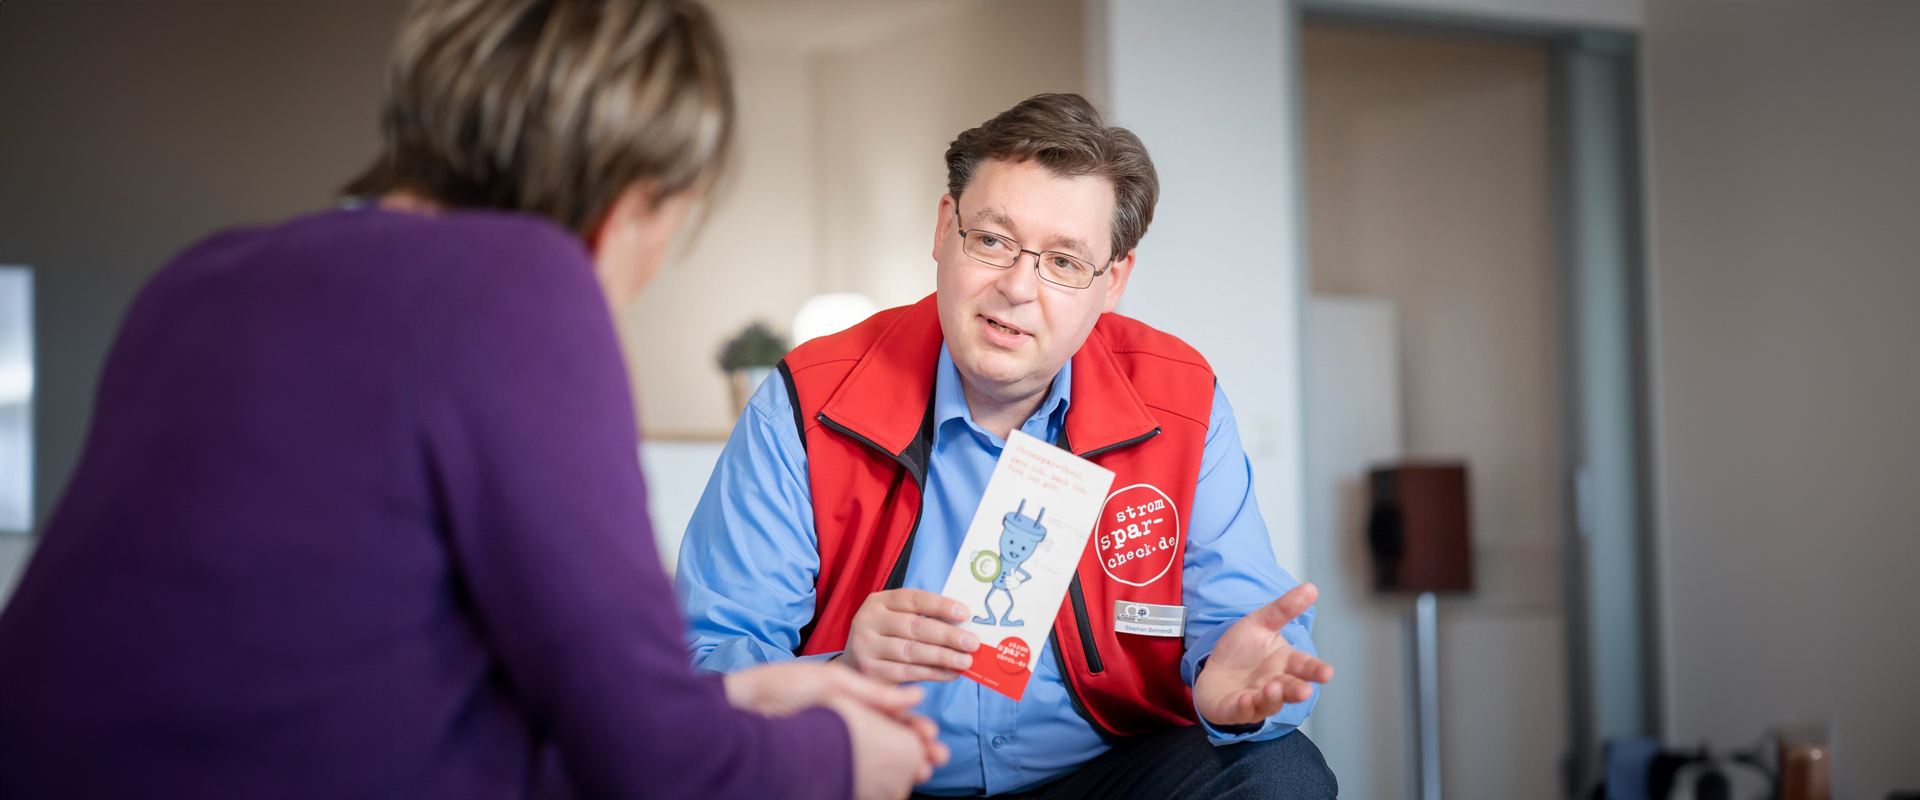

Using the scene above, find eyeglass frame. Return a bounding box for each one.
[953,209,1114,290]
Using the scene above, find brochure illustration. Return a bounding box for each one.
[939,429,1116,700]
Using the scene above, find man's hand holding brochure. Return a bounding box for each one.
[834,430,1331,729]
[934,431,1113,700]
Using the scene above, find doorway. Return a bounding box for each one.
[1297,14,1651,800]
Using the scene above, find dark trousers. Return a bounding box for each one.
[913,727,1338,800]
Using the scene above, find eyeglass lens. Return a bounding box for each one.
[961,230,1099,289]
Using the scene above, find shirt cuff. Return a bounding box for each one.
[692,637,831,674]
[1198,712,1285,744]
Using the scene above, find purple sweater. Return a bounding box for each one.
[0,207,850,800]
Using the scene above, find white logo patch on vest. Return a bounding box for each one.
[1095,483,1182,587]
[1114,601,1186,637]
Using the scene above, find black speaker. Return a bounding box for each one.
[1366,463,1473,593]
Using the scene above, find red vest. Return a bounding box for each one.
[778,295,1215,737]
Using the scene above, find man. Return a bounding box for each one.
[676,93,1337,799]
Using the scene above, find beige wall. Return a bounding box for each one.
[1301,24,1565,799]
[619,43,822,437]
[626,0,1083,436]
[814,0,1085,308]
[1644,2,1920,795]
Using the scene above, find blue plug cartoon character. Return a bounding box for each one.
[974,500,1047,627]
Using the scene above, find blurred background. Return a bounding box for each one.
[0,0,1913,798]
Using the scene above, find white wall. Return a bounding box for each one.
[641,441,727,575]
[1643,2,1920,796]
[1303,297,1408,800]
[1092,0,1309,577]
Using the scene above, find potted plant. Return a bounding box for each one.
[717,321,789,417]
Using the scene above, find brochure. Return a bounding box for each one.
[937,429,1116,700]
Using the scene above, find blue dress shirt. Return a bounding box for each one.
[676,345,1318,796]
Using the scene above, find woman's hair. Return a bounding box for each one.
[944,93,1158,260]
[344,0,735,235]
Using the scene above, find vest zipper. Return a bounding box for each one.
[1057,427,1158,675]
[815,412,932,592]
[1050,425,1162,740]
[1049,630,1119,743]
[1067,575,1104,674]
[1078,427,1161,460]
[883,507,926,591]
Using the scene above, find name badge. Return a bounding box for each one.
[1114,601,1186,638]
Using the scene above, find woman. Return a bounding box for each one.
[0,1,939,798]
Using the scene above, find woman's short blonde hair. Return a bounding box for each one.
[346,0,734,234]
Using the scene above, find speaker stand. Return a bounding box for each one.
[1415,591,1442,800]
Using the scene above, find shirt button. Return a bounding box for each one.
[991,736,1007,749]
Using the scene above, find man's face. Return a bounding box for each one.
[933,159,1134,406]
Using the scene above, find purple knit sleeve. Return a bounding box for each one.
[411,216,851,800]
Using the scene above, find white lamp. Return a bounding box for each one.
[791,293,879,345]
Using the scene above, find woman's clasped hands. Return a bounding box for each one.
[724,661,949,800]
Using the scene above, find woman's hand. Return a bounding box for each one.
[829,694,946,800]
[724,661,948,800]
[724,659,922,718]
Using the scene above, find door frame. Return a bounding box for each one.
[1287,4,1660,797]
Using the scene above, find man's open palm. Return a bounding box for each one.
[1192,583,1335,728]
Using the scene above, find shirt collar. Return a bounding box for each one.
[934,344,1072,445]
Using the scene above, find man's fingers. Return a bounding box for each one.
[1232,687,1281,726]
[872,660,961,684]
[1248,677,1312,718]
[1209,668,1324,729]
[1246,582,1319,631]
[1242,648,1331,693]
[1265,675,1314,706]
[883,588,971,623]
[916,616,981,653]
[890,636,973,671]
[878,612,980,654]
[1285,649,1334,684]
[1285,677,1315,704]
[1225,673,1318,726]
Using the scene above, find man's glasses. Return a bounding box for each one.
[955,210,1111,290]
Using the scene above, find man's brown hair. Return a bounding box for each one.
[345,0,734,234]
[944,93,1159,260]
